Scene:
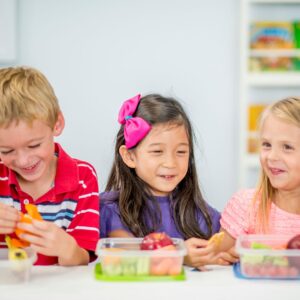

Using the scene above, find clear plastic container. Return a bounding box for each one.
[0,248,37,284]
[236,235,300,279]
[95,238,187,281]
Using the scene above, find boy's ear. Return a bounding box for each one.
[119,145,136,168]
[53,112,65,137]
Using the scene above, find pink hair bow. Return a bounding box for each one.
[118,94,151,149]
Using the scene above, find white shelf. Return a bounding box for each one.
[249,0,300,3]
[247,72,300,86]
[238,0,300,188]
[244,154,260,168]
[250,49,300,57]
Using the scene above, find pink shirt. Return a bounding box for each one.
[221,189,300,238]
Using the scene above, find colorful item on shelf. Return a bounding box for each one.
[250,21,294,49]
[247,104,266,153]
[249,57,293,72]
[293,21,300,49]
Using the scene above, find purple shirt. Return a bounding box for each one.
[100,191,220,239]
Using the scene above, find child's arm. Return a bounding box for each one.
[218,228,236,252]
[0,203,20,234]
[108,229,133,238]
[16,219,90,266]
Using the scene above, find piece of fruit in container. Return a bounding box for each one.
[287,234,300,269]
[140,232,174,250]
[141,232,181,276]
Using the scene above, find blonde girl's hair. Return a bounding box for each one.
[0,66,60,128]
[255,97,300,232]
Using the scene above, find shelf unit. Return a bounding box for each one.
[239,0,300,188]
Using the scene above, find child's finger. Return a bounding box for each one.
[185,237,208,248]
[31,219,49,230]
[16,221,41,237]
[191,242,215,256]
[228,246,239,258]
[216,258,231,266]
[218,252,239,264]
[0,225,16,234]
[0,204,20,221]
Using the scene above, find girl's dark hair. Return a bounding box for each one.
[106,94,213,239]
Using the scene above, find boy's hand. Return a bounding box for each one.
[0,203,20,234]
[16,220,89,265]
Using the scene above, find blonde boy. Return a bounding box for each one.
[0,66,99,265]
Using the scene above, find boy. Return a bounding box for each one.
[0,66,99,265]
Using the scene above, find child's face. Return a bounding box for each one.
[125,123,190,196]
[0,117,63,185]
[260,114,300,192]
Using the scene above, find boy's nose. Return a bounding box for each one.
[14,152,30,167]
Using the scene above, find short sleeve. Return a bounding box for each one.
[206,204,221,234]
[100,192,130,238]
[220,189,255,238]
[66,164,100,252]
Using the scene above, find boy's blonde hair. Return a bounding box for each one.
[255,97,300,232]
[0,66,60,128]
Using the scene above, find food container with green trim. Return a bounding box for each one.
[95,237,187,281]
[236,235,300,279]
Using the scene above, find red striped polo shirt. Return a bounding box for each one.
[0,143,100,265]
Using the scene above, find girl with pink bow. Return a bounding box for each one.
[100,94,237,268]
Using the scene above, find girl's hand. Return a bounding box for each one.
[184,237,217,268]
[17,220,89,266]
[108,229,133,238]
[0,203,20,234]
[213,246,239,265]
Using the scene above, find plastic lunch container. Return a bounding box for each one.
[0,248,37,284]
[95,237,187,281]
[236,235,300,279]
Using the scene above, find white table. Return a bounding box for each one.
[0,265,299,300]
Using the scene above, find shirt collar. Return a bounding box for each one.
[53,143,78,194]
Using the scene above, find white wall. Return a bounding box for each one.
[0,0,17,63]
[15,0,239,210]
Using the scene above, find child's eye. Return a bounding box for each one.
[177,150,188,155]
[0,150,13,155]
[283,144,293,151]
[261,141,271,148]
[28,144,41,149]
[151,150,162,154]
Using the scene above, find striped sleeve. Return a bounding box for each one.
[220,189,254,238]
[66,163,100,251]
